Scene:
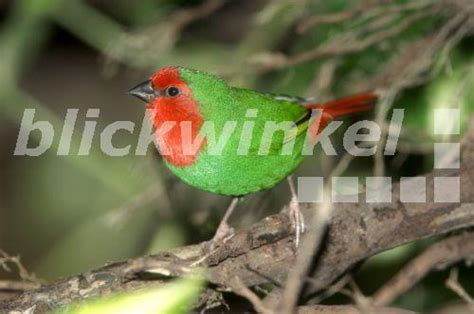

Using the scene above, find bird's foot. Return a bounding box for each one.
[206,197,239,251]
[192,223,236,267]
[212,221,235,244]
[289,196,305,249]
[206,221,235,251]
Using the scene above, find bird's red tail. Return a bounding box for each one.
[304,92,378,139]
[305,91,378,118]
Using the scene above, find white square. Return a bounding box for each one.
[434,108,460,135]
[297,177,324,203]
[434,143,460,169]
[332,177,359,203]
[434,177,460,203]
[366,177,392,203]
[400,177,426,203]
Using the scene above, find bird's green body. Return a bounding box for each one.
[168,68,308,196]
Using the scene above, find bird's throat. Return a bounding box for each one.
[148,97,204,168]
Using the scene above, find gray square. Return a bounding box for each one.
[332,177,359,203]
[434,177,460,203]
[297,177,324,203]
[366,177,392,203]
[434,143,460,169]
[400,177,426,203]
[434,108,460,135]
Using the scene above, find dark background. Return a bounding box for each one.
[0,0,473,311]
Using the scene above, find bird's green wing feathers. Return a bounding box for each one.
[234,89,311,155]
[268,93,313,144]
[268,93,316,105]
[283,116,310,143]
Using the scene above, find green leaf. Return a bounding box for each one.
[56,276,203,314]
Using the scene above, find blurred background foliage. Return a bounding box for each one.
[55,276,204,314]
[0,0,473,312]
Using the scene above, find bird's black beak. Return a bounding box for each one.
[127,80,159,103]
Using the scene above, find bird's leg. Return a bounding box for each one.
[287,175,305,248]
[192,198,240,265]
[211,197,240,244]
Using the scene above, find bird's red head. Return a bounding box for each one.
[151,67,187,91]
[129,67,193,108]
[129,67,204,167]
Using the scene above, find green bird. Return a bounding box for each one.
[129,66,377,246]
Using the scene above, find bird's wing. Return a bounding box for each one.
[230,87,313,155]
[273,95,316,144]
[264,93,315,143]
[283,111,312,144]
[269,93,316,105]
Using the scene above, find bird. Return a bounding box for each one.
[129,66,377,247]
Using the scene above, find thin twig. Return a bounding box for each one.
[445,268,474,312]
[339,279,374,313]
[0,250,41,285]
[106,0,227,68]
[363,12,471,91]
[103,182,166,226]
[304,59,339,100]
[373,89,397,178]
[229,277,273,314]
[254,5,441,71]
[372,232,474,306]
[307,274,352,305]
[297,0,435,33]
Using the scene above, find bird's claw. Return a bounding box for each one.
[208,222,235,251]
[289,197,305,249]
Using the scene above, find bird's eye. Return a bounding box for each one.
[166,86,180,97]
